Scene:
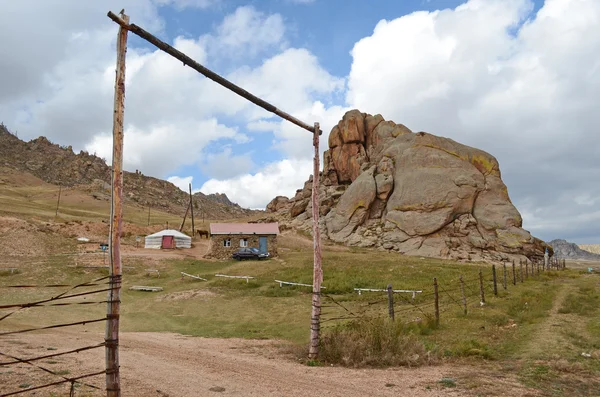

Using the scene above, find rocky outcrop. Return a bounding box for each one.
[0,124,254,219]
[550,239,600,260]
[266,110,549,262]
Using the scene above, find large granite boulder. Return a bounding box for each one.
[266,110,548,262]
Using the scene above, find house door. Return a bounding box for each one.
[259,236,268,253]
[162,236,175,249]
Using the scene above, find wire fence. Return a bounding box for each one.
[0,273,113,396]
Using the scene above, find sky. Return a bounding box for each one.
[0,0,598,244]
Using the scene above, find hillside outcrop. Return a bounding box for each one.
[0,124,253,219]
[550,239,600,260]
[267,110,548,262]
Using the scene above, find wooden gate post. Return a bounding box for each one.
[106,10,128,397]
[387,284,395,320]
[308,122,322,360]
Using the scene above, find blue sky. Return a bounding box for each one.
[0,0,599,244]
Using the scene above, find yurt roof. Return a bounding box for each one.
[146,229,191,239]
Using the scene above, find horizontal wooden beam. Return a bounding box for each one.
[107,11,320,135]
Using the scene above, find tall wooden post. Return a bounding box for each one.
[179,202,190,232]
[55,185,62,217]
[189,183,195,237]
[106,11,128,397]
[387,284,395,320]
[308,122,322,359]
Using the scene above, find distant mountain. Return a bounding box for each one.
[549,239,600,260]
[579,244,600,255]
[0,124,255,220]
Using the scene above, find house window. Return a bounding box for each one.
[223,238,231,247]
[240,238,248,247]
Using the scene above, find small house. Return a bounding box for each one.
[144,229,191,249]
[208,223,279,259]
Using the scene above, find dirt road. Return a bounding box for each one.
[0,330,538,397]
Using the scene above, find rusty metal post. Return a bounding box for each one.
[308,122,322,360]
[106,10,128,397]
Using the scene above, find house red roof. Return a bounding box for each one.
[209,223,280,235]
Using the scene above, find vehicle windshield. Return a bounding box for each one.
[249,248,259,253]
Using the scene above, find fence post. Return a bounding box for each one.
[512,260,516,286]
[525,260,528,279]
[387,284,395,321]
[503,263,507,290]
[434,277,440,326]
[308,122,323,360]
[479,269,485,304]
[460,275,467,315]
[563,259,566,269]
[106,10,128,397]
[492,265,498,296]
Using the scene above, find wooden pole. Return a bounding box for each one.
[503,263,507,290]
[106,11,319,136]
[512,260,516,286]
[387,284,395,320]
[189,183,195,237]
[106,11,128,397]
[308,122,322,359]
[525,260,528,279]
[460,275,467,315]
[179,202,190,232]
[479,269,485,304]
[492,265,498,296]
[55,185,62,217]
[433,277,440,326]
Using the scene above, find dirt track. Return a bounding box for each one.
[1,330,540,397]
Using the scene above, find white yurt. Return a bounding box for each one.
[144,229,191,249]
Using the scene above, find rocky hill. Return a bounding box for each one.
[266,110,548,262]
[0,124,253,219]
[550,240,600,260]
[579,244,600,255]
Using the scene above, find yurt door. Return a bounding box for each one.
[162,236,175,249]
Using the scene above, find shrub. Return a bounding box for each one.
[318,317,438,367]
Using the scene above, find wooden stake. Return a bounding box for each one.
[387,284,395,320]
[492,265,498,296]
[460,275,467,315]
[189,183,195,237]
[503,263,507,290]
[433,277,440,326]
[308,122,322,360]
[479,269,485,304]
[106,11,128,397]
[55,185,62,217]
[512,260,516,286]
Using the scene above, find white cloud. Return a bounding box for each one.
[200,159,313,209]
[201,6,287,59]
[200,147,256,179]
[167,175,194,192]
[345,0,600,242]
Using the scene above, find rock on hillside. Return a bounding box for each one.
[266,110,548,262]
[0,124,253,219]
[550,240,600,260]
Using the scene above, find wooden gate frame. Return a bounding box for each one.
[106,9,324,396]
